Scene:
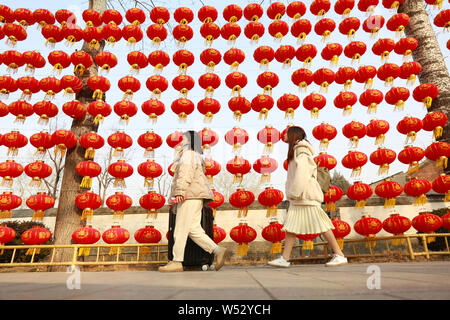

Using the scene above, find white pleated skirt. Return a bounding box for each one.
[282,204,335,235]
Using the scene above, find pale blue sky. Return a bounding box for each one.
[0,0,448,205]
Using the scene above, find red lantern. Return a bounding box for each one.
[52,129,77,158]
[95,51,118,74]
[22,51,46,75]
[387,13,409,36]
[310,0,331,16]
[358,0,379,13]
[145,75,168,98]
[224,48,245,70]
[24,161,52,187]
[226,156,251,184]
[146,23,168,46]
[100,23,122,47]
[346,181,373,208]
[166,131,184,149]
[228,96,251,121]
[134,225,162,255]
[221,22,241,44]
[258,187,284,218]
[382,0,404,9]
[62,100,86,120]
[199,72,221,98]
[251,94,274,119]
[113,100,138,124]
[21,226,51,255]
[150,6,170,25]
[344,41,366,63]
[0,191,22,219]
[87,100,112,124]
[137,130,162,158]
[314,18,336,41]
[171,97,195,121]
[291,68,314,92]
[267,2,286,20]
[75,160,102,189]
[70,51,93,76]
[290,19,312,44]
[398,145,425,174]
[106,192,132,220]
[138,159,163,188]
[432,174,450,202]
[413,83,439,109]
[434,9,450,31]
[443,211,450,230]
[331,218,351,250]
[3,23,27,47]
[16,76,39,100]
[213,224,226,244]
[75,191,102,221]
[208,189,225,217]
[0,101,7,117]
[276,93,300,119]
[425,141,450,170]
[253,45,275,69]
[396,116,423,143]
[204,158,221,184]
[404,177,432,206]
[200,48,222,71]
[2,131,28,157]
[30,131,54,158]
[83,9,101,26]
[382,213,411,246]
[324,185,344,212]
[385,86,410,111]
[342,121,366,148]
[225,127,249,153]
[335,66,356,91]
[268,20,289,41]
[126,8,146,25]
[313,68,335,93]
[108,160,134,188]
[256,71,279,95]
[0,5,14,24]
[342,150,368,177]
[375,179,403,208]
[366,118,389,145]
[314,152,337,171]
[262,221,286,254]
[172,74,195,97]
[372,38,395,61]
[244,21,265,43]
[422,112,447,140]
[253,155,278,183]
[47,50,70,74]
[295,44,317,68]
[359,89,383,114]
[118,76,141,101]
[355,65,377,89]
[87,76,111,100]
[304,92,327,119]
[173,50,195,74]
[122,24,144,46]
[198,5,218,23]
[223,4,243,23]
[230,222,257,256]
[8,100,34,124]
[399,61,421,86]
[174,7,194,24]
[244,3,264,21]
[108,131,133,158]
[296,233,320,251]
[79,131,104,159]
[312,122,338,150]
[139,191,165,219]
[63,24,84,45]
[200,22,220,46]
[225,72,248,97]
[101,9,122,25]
[26,192,55,222]
[377,63,400,86]
[287,1,307,20]
[83,26,103,50]
[199,128,219,153]
[39,76,61,100]
[257,125,280,154]
[412,212,443,243]
[141,99,165,123]
[1,50,24,74]
[394,37,418,60]
[354,215,383,247]
[333,91,357,115]
[72,226,101,256]
[339,16,360,39]
[0,225,16,251]
[0,160,23,187]
[102,225,130,255]
[274,45,296,69]
[197,97,220,122]
[370,147,397,175]
[41,24,63,47]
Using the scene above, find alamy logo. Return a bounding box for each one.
[366,265,381,290]
[66,265,81,290]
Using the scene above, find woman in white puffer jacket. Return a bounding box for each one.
[268,126,348,267]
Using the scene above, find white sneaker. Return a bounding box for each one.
[268,256,291,268]
[325,254,348,267]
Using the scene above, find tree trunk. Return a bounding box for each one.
[399,0,450,147]
[51,0,107,270]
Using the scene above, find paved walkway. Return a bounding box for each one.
[0,261,449,300]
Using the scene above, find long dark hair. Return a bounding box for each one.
[183,130,203,154]
[287,126,307,162]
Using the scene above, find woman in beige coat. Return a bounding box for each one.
[268,126,348,267]
[159,131,227,272]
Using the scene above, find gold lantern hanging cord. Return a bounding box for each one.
[285,108,295,119]
[144,177,155,189]
[265,205,278,218]
[351,167,362,178]
[113,210,125,220]
[146,208,159,220]
[80,175,94,189]
[258,108,269,120]
[80,208,94,221]
[31,210,46,222]
[378,163,390,175]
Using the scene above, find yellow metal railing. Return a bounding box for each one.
[291,233,450,262]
